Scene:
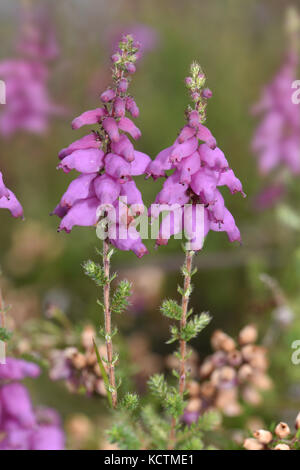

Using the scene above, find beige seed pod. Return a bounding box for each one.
[81,325,96,350]
[215,388,238,411]
[250,372,272,390]
[295,411,300,430]
[86,351,97,366]
[243,438,264,450]
[199,358,214,378]
[210,369,222,387]
[95,379,107,396]
[227,349,242,367]
[253,429,273,445]
[219,366,236,383]
[72,352,87,370]
[187,380,201,397]
[199,381,216,399]
[222,401,242,417]
[275,422,290,439]
[66,414,93,443]
[274,444,290,450]
[238,364,253,382]
[238,325,258,345]
[242,386,262,406]
[186,398,202,413]
[211,330,235,352]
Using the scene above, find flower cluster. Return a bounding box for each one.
[147,62,244,250]
[0,5,62,137]
[183,325,272,422]
[0,170,23,218]
[49,325,107,397]
[244,412,300,450]
[252,48,300,175]
[0,357,64,450]
[52,34,150,258]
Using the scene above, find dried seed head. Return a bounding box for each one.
[253,429,273,445]
[250,372,272,390]
[227,349,242,367]
[199,358,214,378]
[211,330,236,352]
[238,364,253,382]
[200,381,216,399]
[274,444,290,450]
[242,385,262,406]
[186,397,202,413]
[71,352,87,370]
[243,438,264,450]
[81,325,96,350]
[187,380,201,397]
[238,325,258,345]
[275,422,290,439]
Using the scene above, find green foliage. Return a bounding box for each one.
[83,260,107,286]
[111,280,132,315]
[161,299,182,320]
[181,312,211,342]
[0,327,12,342]
[120,393,140,412]
[108,422,141,450]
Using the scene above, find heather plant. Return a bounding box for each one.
[52,34,150,409]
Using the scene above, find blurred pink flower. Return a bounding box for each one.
[0,5,64,137]
[252,49,300,175]
[0,358,65,450]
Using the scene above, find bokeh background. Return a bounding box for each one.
[1,0,300,449]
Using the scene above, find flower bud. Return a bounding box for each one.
[275,422,290,439]
[274,444,290,450]
[237,364,253,382]
[100,88,116,103]
[238,325,258,345]
[211,330,236,352]
[253,429,273,445]
[243,438,264,450]
[185,77,193,86]
[118,78,128,93]
[202,87,212,99]
[126,62,136,74]
[111,53,120,63]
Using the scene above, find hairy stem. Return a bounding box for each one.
[168,250,194,450]
[103,239,117,408]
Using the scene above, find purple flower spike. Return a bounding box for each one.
[149,62,243,250]
[0,171,10,199]
[53,35,148,257]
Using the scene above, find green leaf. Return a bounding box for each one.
[93,338,113,408]
[160,299,182,321]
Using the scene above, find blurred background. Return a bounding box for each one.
[1,0,300,449]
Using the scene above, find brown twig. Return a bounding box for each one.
[103,239,117,408]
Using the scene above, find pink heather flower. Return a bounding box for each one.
[148,62,244,249]
[0,171,24,219]
[52,35,150,257]
[0,358,64,450]
[0,5,63,137]
[252,49,300,175]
